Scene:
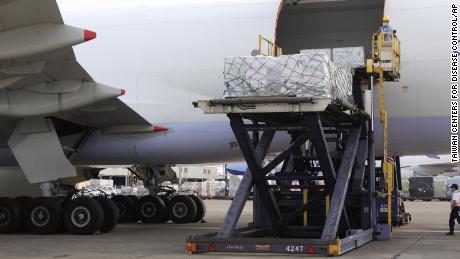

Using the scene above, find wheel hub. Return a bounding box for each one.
[172,202,188,218]
[71,206,91,228]
[31,206,50,227]
[141,202,156,217]
[0,206,11,227]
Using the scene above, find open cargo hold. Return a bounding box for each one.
[223,53,354,105]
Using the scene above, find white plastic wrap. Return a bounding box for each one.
[332,47,365,69]
[224,53,353,105]
[301,47,365,70]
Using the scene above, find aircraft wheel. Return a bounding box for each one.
[25,197,62,234]
[94,196,119,233]
[127,195,141,222]
[159,195,170,205]
[188,195,206,223]
[167,195,197,224]
[15,196,32,208]
[15,196,32,232]
[64,197,104,235]
[159,196,171,223]
[112,195,136,223]
[0,198,23,233]
[139,195,167,223]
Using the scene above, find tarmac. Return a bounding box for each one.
[0,200,458,259]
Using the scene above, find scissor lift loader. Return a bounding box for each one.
[186,16,404,256]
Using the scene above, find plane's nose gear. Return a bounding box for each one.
[0,198,23,233]
[64,197,104,235]
[139,195,167,223]
[25,197,62,234]
[167,195,197,224]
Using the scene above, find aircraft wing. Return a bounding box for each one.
[0,0,150,143]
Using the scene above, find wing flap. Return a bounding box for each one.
[56,98,151,129]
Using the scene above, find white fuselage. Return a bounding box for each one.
[0,0,450,167]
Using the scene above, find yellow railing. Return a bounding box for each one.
[372,31,401,78]
[258,35,283,57]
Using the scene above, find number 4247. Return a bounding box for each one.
[286,245,303,252]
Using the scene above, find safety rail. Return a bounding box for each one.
[258,35,283,56]
[372,30,401,79]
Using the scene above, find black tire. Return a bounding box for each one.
[94,197,119,233]
[188,195,206,223]
[167,195,197,224]
[112,195,136,223]
[15,196,32,208]
[0,198,23,233]
[64,197,104,235]
[15,196,31,232]
[127,195,141,222]
[159,195,170,205]
[159,196,171,223]
[25,197,62,234]
[138,195,167,223]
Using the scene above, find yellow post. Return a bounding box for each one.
[258,35,263,55]
[325,195,330,216]
[303,189,308,226]
[378,67,392,227]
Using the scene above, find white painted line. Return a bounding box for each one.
[170,227,220,230]
[397,230,450,233]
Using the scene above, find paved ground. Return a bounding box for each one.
[0,200,458,259]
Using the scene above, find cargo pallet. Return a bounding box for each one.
[188,96,394,256]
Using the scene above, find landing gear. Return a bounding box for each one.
[112,195,136,223]
[63,197,104,235]
[25,197,62,235]
[127,165,207,225]
[1,181,120,235]
[15,196,32,208]
[167,195,197,224]
[0,198,23,234]
[139,195,167,223]
[127,195,141,223]
[188,195,206,223]
[94,196,119,233]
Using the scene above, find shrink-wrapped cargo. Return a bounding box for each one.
[223,53,353,105]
